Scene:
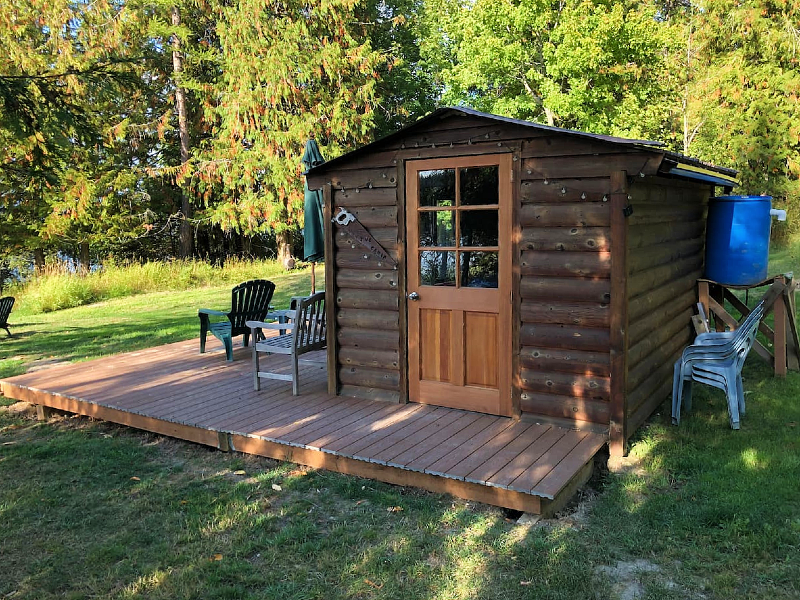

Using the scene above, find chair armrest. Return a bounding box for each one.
[694,332,736,345]
[246,320,295,331]
[696,330,734,340]
[266,309,296,320]
[261,322,296,331]
[198,308,228,317]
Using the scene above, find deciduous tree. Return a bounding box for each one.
[420,0,673,138]
[679,0,800,236]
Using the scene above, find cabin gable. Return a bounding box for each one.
[311,108,733,455]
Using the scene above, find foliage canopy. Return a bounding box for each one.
[1,0,799,268]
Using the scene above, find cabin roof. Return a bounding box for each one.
[307,106,739,187]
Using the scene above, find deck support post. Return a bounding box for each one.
[36,404,55,421]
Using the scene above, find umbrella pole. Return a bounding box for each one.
[311,262,316,294]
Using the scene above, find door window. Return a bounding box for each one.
[417,166,500,289]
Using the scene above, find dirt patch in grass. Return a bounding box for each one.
[26,358,71,372]
[2,401,36,417]
[596,559,663,600]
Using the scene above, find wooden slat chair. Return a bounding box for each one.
[199,279,276,361]
[0,296,14,337]
[246,291,326,395]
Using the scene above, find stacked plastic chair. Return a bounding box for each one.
[672,300,765,429]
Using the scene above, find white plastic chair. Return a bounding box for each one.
[672,300,764,429]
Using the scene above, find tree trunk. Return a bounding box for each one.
[241,234,252,257]
[33,248,45,273]
[172,6,193,259]
[277,230,294,269]
[79,242,90,275]
[544,107,555,127]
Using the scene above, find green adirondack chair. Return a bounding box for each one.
[199,280,276,361]
[0,296,14,337]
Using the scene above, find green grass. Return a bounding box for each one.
[587,357,800,599]
[1,257,799,599]
[0,266,313,379]
[8,258,297,315]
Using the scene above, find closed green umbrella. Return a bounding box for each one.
[302,139,326,292]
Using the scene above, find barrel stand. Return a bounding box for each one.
[697,275,800,377]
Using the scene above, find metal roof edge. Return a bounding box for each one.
[659,153,740,187]
[306,107,737,186]
[450,106,665,147]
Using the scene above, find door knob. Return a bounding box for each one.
[407,291,420,301]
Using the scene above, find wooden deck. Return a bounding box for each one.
[0,339,607,515]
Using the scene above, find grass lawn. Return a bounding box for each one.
[0,268,312,380]
[1,262,799,599]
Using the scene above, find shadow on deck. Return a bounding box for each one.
[0,339,607,515]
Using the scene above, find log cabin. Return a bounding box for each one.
[305,107,738,456]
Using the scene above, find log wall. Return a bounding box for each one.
[517,171,613,426]
[624,178,711,434]
[330,149,404,403]
[515,136,658,428]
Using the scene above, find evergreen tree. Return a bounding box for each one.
[0,1,156,267]
[193,0,386,265]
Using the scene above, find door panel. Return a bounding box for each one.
[406,154,512,416]
[464,312,499,388]
[419,309,452,383]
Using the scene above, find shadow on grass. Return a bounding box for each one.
[2,357,798,599]
[0,408,605,600]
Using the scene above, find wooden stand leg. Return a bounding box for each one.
[774,276,787,377]
[785,276,800,371]
[711,283,726,332]
[698,280,710,321]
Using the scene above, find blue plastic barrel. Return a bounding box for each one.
[705,195,773,286]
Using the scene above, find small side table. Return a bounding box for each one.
[266,309,296,337]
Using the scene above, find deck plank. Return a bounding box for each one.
[527,433,605,499]
[387,413,491,470]
[284,401,390,445]
[378,411,479,466]
[304,404,401,450]
[444,421,536,480]
[507,430,588,493]
[488,428,569,488]
[321,405,427,453]
[464,424,553,485]
[423,418,514,477]
[349,407,455,461]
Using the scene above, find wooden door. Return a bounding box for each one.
[406,154,512,416]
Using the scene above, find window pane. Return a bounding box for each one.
[419,169,455,207]
[420,210,455,247]
[420,251,456,286]
[460,210,498,247]
[461,251,498,288]
[460,166,498,206]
